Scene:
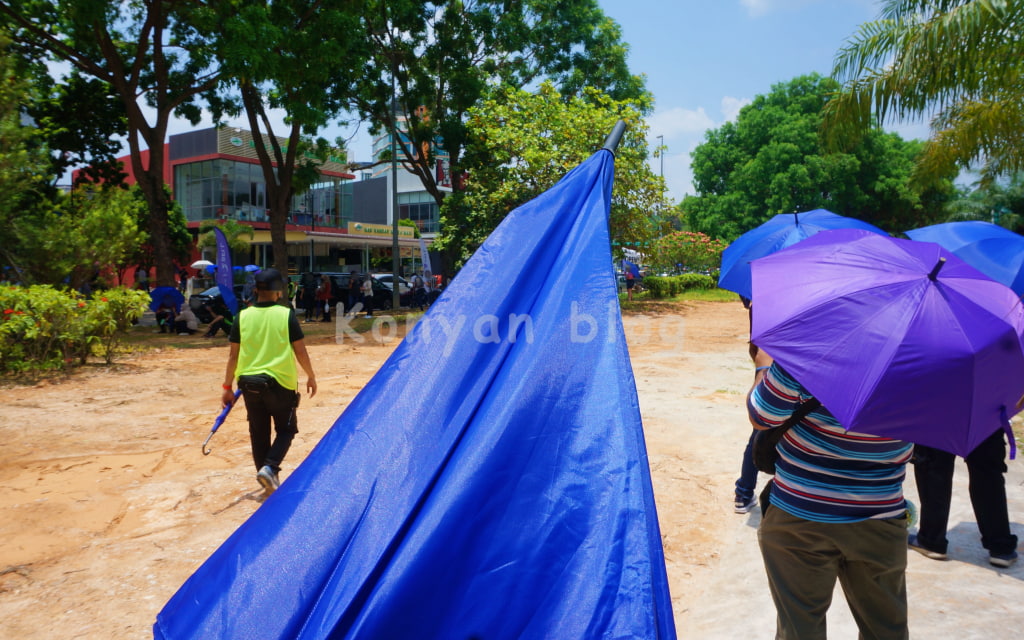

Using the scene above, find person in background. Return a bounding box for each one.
[300,272,317,323]
[361,274,374,318]
[316,274,332,322]
[909,431,1018,568]
[347,270,361,314]
[748,350,912,639]
[202,300,234,338]
[174,303,199,335]
[221,268,317,496]
[733,295,759,514]
[625,266,635,301]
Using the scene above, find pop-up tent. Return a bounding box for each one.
[155,128,676,639]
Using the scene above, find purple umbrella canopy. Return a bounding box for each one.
[718,208,888,300]
[750,228,1024,458]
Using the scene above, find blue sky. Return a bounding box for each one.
[596,0,929,202]
[146,0,931,202]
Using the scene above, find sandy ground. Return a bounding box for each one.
[1,300,1022,638]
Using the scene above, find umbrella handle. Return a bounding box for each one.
[202,389,242,456]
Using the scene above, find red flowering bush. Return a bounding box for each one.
[650,231,728,275]
[0,285,148,373]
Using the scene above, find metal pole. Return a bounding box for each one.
[657,135,664,180]
[390,57,400,311]
[601,120,626,155]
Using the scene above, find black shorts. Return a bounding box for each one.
[626,279,635,289]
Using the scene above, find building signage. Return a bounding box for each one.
[348,221,415,238]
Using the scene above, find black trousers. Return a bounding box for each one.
[237,374,299,473]
[913,430,1017,555]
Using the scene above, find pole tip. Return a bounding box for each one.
[928,257,947,281]
[602,120,627,156]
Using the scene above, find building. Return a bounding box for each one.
[113,126,426,275]
[358,109,451,238]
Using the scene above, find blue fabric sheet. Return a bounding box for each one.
[154,149,676,639]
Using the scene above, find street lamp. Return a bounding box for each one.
[389,57,400,312]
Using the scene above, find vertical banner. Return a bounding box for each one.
[418,237,432,275]
[214,228,239,315]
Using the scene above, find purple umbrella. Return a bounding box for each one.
[718,208,888,300]
[750,228,1024,458]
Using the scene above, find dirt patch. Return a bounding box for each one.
[0,300,752,638]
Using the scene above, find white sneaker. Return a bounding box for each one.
[257,465,280,495]
[734,495,757,514]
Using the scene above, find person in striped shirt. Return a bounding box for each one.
[748,352,913,640]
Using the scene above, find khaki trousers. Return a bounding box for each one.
[758,505,909,640]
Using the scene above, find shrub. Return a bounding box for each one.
[0,285,148,374]
[640,274,717,299]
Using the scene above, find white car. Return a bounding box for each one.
[372,273,411,294]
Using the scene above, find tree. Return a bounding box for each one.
[197,219,254,254]
[436,81,662,266]
[943,172,1024,232]
[682,74,956,240]
[204,0,370,271]
[0,0,224,286]
[825,0,1024,187]
[353,0,648,209]
[14,186,146,288]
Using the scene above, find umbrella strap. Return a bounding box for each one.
[1001,407,1016,461]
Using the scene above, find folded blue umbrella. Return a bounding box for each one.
[155,147,676,639]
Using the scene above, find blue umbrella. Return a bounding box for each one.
[719,208,888,299]
[155,136,675,639]
[148,286,184,312]
[244,264,261,272]
[906,221,1024,295]
[904,220,1018,251]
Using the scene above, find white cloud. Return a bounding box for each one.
[646,106,715,139]
[739,0,819,18]
[721,96,751,122]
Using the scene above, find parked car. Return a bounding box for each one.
[189,285,246,324]
[317,272,398,312]
[371,273,412,295]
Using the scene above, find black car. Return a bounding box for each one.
[189,285,246,324]
[315,272,399,312]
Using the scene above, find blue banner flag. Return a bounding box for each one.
[213,227,238,315]
[155,149,676,639]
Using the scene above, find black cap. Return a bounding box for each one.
[254,268,285,291]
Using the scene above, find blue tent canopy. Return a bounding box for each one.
[155,148,676,639]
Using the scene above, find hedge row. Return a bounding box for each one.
[640,273,718,299]
[0,285,150,374]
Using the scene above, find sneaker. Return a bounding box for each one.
[989,550,1018,568]
[908,534,948,560]
[734,494,757,514]
[256,465,280,495]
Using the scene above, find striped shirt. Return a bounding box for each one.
[748,364,912,523]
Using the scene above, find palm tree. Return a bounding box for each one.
[824,0,1024,187]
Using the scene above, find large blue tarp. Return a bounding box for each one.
[154,149,676,639]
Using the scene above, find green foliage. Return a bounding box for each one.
[0,285,148,373]
[682,74,957,240]
[942,171,1024,233]
[398,218,420,238]
[353,0,648,207]
[9,185,147,288]
[826,0,1024,187]
[650,231,728,274]
[436,81,661,266]
[198,219,255,253]
[641,274,717,299]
